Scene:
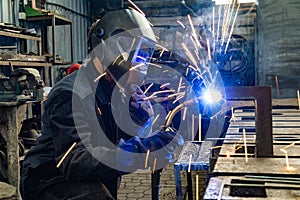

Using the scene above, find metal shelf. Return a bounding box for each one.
[26,13,73,64]
[0,60,51,67]
[0,30,41,41]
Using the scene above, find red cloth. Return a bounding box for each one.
[67,63,81,75]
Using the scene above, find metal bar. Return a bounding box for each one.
[225,183,300,190]
[52,15,56,64]
[70,23,73,62]
[174,165,183,200]
[187,172,193,200]
[225,86,273,157]
[0,61,52,67]
[245,175,300,182]
[0,30,41,41]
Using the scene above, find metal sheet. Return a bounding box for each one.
[0,0,14,24]
[45,0,91,64]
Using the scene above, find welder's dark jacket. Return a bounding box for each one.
[21,64,125,199]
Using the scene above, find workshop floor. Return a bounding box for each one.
[118,164,178,199]
[118,164,208,200]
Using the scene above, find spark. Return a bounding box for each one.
[117,58,125,66]
[144,83,154,94]
[152,114,160,126]
[160,82,171,89]
[128,0,146,16]
[212,7,215,37]
[145,150,150,168]
[187,14,201,48]
[196,175,199,200]
[221,4,230,45]
[275,76,280,97]
[183,107,188,120]
[152,158,157,173]
[165,111,172,121]
[185,68,189,76]
[178,77,183,93]
[188,154,192,172]
[147,62,163,69]
[198,114,202,142]
[225,3,240,53]
[226,151,230,158]
[143,95,158,101]
[192,114,195,141]
[207,39,212,61]
[182,43,198,68]
[177,20,186,29]
[159,48,166,58]
[112,55,121,66]
[243,129,248,162]
[216,5,222,52]
[230,107,236,121]
[172,94,185,104]
[97,107,102,115]
[280,148,296,171]
[212,6,216,52]
[211,146,223,149]
[56,142,77,168]
[188,64,199,73]
[190,35,200,56]
[167,92,185,99]
[224,0,236,43]
[129,63,145,71]
[163,70,168,73]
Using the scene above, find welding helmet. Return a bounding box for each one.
[88,9,157,86]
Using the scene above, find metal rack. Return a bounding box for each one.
[26,13,73,64]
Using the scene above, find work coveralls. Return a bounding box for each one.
[21,62,133,200]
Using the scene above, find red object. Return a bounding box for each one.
[67,63,81,75]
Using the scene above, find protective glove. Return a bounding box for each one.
[129,84,154,126]
[142,127,183,151]
[117,136,148,172]
[116,127,184,172]
[142,127,184,168]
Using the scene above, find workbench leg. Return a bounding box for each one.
[6,107,21,199]
[187,171,193,200]
[174,166,183,200]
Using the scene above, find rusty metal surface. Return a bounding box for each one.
[225,86,273,157]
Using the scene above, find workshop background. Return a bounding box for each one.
[0,0,300,199]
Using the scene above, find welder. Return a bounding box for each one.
[20,9,183,200]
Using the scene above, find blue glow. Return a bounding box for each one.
[203,89,222,104]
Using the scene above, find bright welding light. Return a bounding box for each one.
[203,89,222,104]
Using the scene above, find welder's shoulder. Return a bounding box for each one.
[45,74,76,106]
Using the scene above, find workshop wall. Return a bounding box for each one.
[44,0,91,83]
[0,0,14,24]
[45,0,91,63]
[257,0,300,98]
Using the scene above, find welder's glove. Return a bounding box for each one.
[117,136,148,171]
[129,84,154,127]
[117,127,184,172]
[142,127,184,165]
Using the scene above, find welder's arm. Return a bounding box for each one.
[118,127,184,170]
